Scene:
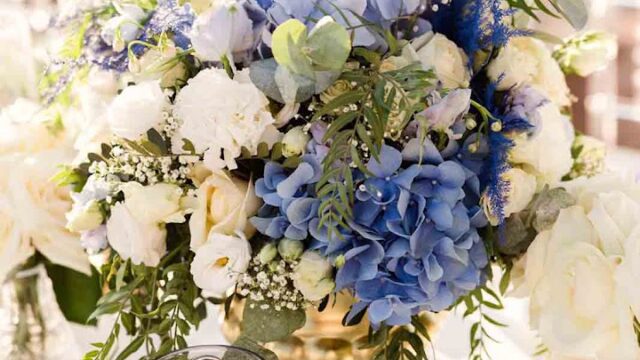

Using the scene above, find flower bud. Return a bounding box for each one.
[258,243,278,264]
[66,200,104,233]
[555,31,618,77]
[277,239,303,261]
[292,251,335,301]
[281,126,310,158]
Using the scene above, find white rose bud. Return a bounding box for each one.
[412,32,471,89]
[277,239,303,261]
[281,126,310,158]
[66,200,104,233]
[292,251,335,301]
[555,31,618,77]
[258,243,277,264]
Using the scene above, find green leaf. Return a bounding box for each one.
[147,128,168,155]
[272,19,314,78]
[306,16,351,71]
[241,300,306,342]
[45,264,102,325]
[114,336,144,360]
[250,59,285,103]
[231,336,278,360]
[556,0,588,30]
[88,302,121,323]
[274,65,316,104]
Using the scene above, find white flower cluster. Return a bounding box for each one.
[238,257,304,311]
[89,145,200,187]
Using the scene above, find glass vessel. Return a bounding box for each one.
[0,264,79,359]
[157,345,263,360]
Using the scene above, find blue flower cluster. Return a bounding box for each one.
[252,0,431,49]
[252,140,489,327]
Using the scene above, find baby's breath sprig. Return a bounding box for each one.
[237,257,304,312]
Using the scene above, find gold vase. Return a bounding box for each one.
[221,293,447,360]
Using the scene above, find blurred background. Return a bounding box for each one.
[0,0,638,359]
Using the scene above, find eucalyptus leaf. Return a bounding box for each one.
[272,19,314,78]
[249,59,285,103]
[241,300,306,342]
[306,16,351,71]
[556,0,588,30]
[231,336,278,360]
[274,65,315,104]
[532,187,576,232]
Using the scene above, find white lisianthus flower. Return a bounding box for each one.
[189,169,261,249]
[173,68,275,170]
[66,200,103,233]
[484,167,537,224]
[487,37,571,107]
[190,0,256,63]
[120,182,192,225]
[556,31,618,77]
[100,4,145,52]
[107,202,167,267]
[292,251,335,301]
[509,102,574,186]
[190,232,251,297]
[412,32,471,89]
[281,126,310,158]
[0,150,91,279]
[107,80,168,140]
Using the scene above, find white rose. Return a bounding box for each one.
[0,205,34,283]
[100,4,145,52]
[0,150,91,277]
[173,68,275,170]
[66,199,103,233]
[190,0,256,63]
[412,32,471,89]
[120,182,191,225]
[292,251,335,301]
[522,206,639,359]
[509,102,574,186]
[106,202,167,267]
[107,80,168,140]
[129,40,187,88]
[487,37,571,107]
[189,170,261,249]
[281,126,310,158]
[0,99,68,155]
[190,232,251,297]
[562,173,640,216]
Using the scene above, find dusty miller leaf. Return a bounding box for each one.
[241,300,306,343]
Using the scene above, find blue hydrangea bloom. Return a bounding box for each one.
[336,144,488,328]
[251,155,323,241]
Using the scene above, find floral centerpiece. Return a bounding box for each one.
[41,0,634,359]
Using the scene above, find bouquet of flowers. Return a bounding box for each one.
[43,0,634,359]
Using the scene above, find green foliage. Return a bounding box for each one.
[507,0,588,30]
[272,18,351,78]
[240,300,306,343]
[84,224,210,360]
[51,164,90,193]
[364,316,433,360]
[458,286,507,360]
[45,263,102,325]
[314,62,433,240]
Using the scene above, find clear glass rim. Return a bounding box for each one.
[157,345,263,360]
